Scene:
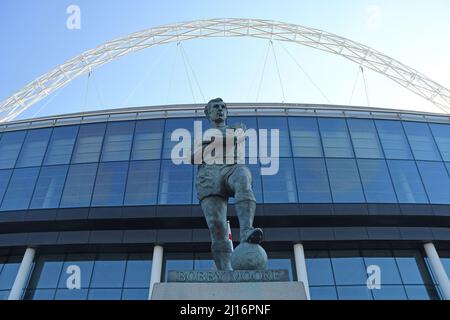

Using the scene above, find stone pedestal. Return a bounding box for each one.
[151,281,307,300]
[151,270,307,300]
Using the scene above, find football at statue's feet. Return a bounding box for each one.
[231,242,268,270]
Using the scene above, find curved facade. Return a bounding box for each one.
[0,103,449,300]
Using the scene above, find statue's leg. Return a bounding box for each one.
[228,166,263,244]
[200,196,233,271]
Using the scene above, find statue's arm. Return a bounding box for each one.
[191,140,211,164]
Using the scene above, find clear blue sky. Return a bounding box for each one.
[1,0,450,120]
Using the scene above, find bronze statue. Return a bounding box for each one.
[194,98,263,270]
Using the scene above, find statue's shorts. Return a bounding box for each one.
[196,164,256,202]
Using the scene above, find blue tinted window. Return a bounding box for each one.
[294,158,331,202]
[394,250,429,285]
[30,255,64,289]
[121,288,149,300]
[429,123,450,161]
[91,162,128,206]
[258,117,292,157]
[159,161,193,204]
[43,126,79,165]
[1,167,40,211]
[60,163,98,208]
[309,286,337,300]
[306,251,334,286]
[30,165,68,209]
[362,250,403,285]
[403,122,441,161]
[318,118,353,158]
[27,289,55,300]
[372,286,407,300]
[347,119,383,158]
[262,158,298,203]
[387,160,428,203]
[375,120,412,159]
[331,251,367,285]
[405,285,436,300]
[54,289,88,300]
[101,122,135,162]
[90,254,127,288]
[131,120,164,160]
[124,161,160,205]
[124,254,152,288]
[357,159,397,203]
[0,131,26,169]
[288,117,323,157]
[0,170,12,206]
[0,257,20,291]
[163,118,196,159]
[417,161,450,204]
[194,253,215,271]
[16,128,52,168]
[336,286,373,300]
[71,123,106,163]
[57,254,95,289]
[326,159,365,202]
[439,251,450,279]
[88,289,122,300]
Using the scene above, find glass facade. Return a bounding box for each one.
[0,247,439,300]
[0,111,449,301]
[0,116,450,210]
[24,252,152,300]
[306,249,440,300]
[0,255,21,300]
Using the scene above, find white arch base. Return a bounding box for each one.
[1,18,450,122]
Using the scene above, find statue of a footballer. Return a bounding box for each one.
[194,98,264,271]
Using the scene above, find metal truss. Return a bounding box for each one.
[1,18,450,122]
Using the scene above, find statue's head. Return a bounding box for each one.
[204,97,227,125]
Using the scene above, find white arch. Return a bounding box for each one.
[1,18,450,122]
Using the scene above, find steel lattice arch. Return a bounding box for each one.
[1,18,450,122]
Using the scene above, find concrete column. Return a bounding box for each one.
[424,242,450,300]
[148,245,164,300]
[8,247,36,300]
[293,243,310,300]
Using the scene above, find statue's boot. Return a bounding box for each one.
[211,240,233,271]
[241,227,263,244]
[235,200,263,244]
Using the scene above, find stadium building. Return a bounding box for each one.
[0,19,450,300]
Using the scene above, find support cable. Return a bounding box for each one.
[178,42,197,104]
[166,43,179,104]
[179,43,206,102]
[349,66,361,105]
[278,41,331,104]
[361,66,371,107]
[90,72,104,108]
[246,41,271,101]
[256,41,271,102]
[31,86,64,118]
[123,44,171,106]
[83,71,91,113]
[270,40,286,103]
